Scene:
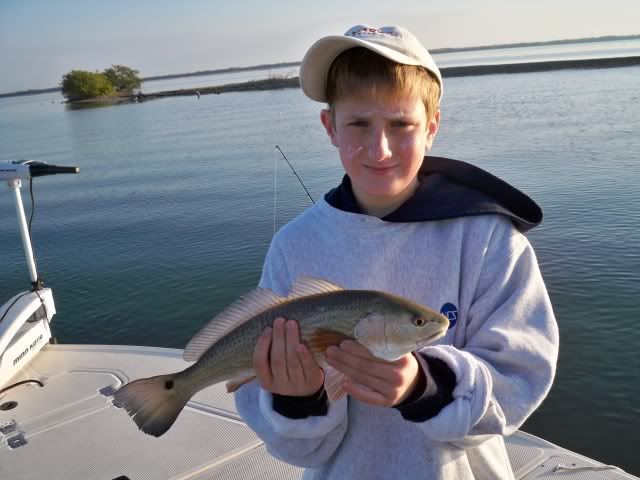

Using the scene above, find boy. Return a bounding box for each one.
[235,25,559,479]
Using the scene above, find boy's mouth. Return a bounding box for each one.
[363,164,397,175]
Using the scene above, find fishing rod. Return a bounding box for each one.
[275,146,315,204]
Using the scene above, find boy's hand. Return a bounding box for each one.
[325,340,420,407]
[253,317,325,397]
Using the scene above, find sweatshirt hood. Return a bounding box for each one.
[324,156,543,233]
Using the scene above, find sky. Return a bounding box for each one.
[1,0,638,93]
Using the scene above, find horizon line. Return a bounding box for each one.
[2,33,639,97]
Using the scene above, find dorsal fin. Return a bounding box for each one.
[288,276,343,299]
[183,287,285,361]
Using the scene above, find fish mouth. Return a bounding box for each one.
[416,325,447,348]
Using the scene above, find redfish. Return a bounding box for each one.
[112,276,449,437]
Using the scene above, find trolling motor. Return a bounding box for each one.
[0,160,79,389]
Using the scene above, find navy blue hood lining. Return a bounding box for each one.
[324,156,542,233]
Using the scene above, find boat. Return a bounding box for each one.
[1,160,637,479]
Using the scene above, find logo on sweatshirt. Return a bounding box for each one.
[440,303,458,329]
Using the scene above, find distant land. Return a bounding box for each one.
[429,33,640,53]
[61,56,640,108]
[2,34,639,98]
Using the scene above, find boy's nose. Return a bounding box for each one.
[369,128,392,162]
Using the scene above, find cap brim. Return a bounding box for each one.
[299,35,425,103]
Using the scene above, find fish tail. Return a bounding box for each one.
[112,373,192,437]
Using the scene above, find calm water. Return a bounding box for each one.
[1,60,639,473]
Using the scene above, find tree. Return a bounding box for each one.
[103,65,142,94]
[60,70,115,100]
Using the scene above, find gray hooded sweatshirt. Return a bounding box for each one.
[234,157,559,479]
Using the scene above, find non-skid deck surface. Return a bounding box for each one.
[0,345,635,479]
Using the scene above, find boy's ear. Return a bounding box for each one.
[425,110,441,150]
[428,110,440,138]
[320,109,339,148]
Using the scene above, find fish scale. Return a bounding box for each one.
[181,290,376,390]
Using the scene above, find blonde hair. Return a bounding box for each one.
[326,47,441,120]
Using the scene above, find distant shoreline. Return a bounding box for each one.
[3,34,639,98]
[3,52,640,101]
[441,55,640,76]
[430,33,640,54]
[68,77,301,106]
[63,56,640,107]
[140,34,640,82]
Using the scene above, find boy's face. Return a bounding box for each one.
[321,91,439,216]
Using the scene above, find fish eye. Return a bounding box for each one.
[412,317,425,327]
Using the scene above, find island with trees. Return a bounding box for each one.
[60,65,143,104]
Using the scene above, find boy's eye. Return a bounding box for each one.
[348,120,368,127]
[391,121,412,128]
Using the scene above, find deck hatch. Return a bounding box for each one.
[7,433,27,448]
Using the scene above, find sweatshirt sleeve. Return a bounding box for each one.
[393,352,456,421]
[412,219,559,446]
[233,233,349,467]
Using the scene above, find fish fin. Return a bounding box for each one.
[184,287,285,362]
[323,366,348,402]
[288,276,343,299]
[112,373,191,437]
[307,328,351,356]
[324,367,374,402]
[226,375,256,393]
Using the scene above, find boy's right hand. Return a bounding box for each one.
[253,317,325,397]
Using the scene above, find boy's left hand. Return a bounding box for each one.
[325,340,421,407]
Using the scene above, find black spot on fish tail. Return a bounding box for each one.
[113,373,191,437]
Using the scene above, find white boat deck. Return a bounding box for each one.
[0,344,636,480]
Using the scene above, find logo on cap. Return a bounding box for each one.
[347,27,400,38]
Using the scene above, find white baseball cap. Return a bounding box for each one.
[299,25,443,103]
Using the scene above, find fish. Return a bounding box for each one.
[112,276,449,437]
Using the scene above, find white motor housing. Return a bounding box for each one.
[0,289,55,390]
